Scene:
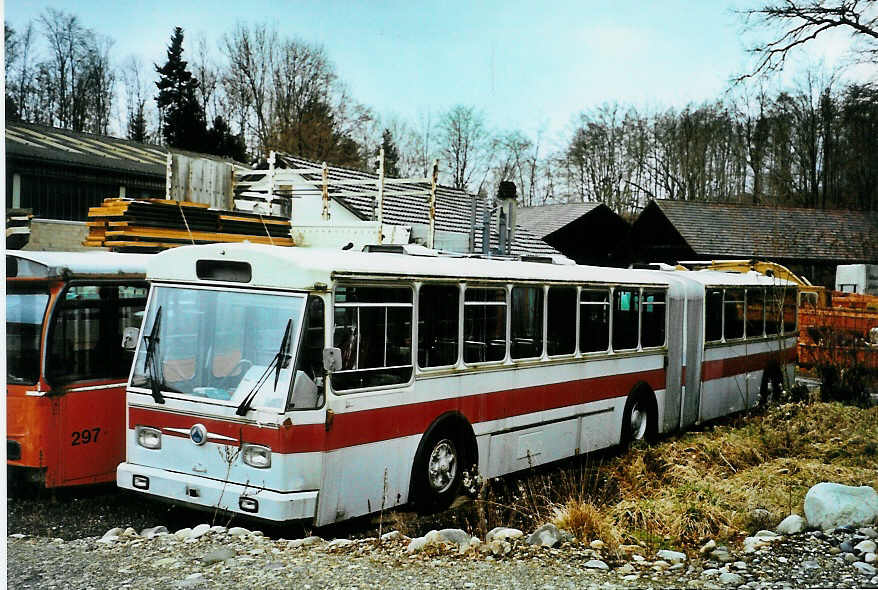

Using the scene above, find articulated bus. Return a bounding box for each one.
[7,251,150,488]
[117,243,797,525]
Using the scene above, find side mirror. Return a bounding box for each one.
[322,347,342,372]
[122,327,140,351]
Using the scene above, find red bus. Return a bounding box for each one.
[7,251,149,488]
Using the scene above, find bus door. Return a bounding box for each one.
[661,279,685,433]
[682,284,704,427]
[46,282,147,485]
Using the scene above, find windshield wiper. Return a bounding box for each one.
[143,306,165,404]
[236,319,292,416]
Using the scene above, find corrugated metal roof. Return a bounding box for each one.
[516,202,602,238]
[6,121,168,176]
[652,199,878,262]
[277,155,558,256]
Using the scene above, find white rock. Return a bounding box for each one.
[122,527,138,537]
[718,572,744,585]
[589,539,605,550]
[209,526,227,534]
[102,527,124,539]
[853,562,877,576]
[653,560,671,570]
[700,539,717,554]
[10,534,25,539]
[702,568,720,578]
[406,536,428,554]
[866,552,877,564]
[327,539,354,548]
[804,483,878,530]
[860,527,878,538]
[380,530,404,542]
[753,529,778,539]
[855,540,878,554]
[227,527,250,537]
[140,526,168,539]
[201,547,236,565]
[438,528,472,546]
[776,514,807,535]
[632,554,645,562]
[656,549,687,564]
[174,528,193,539]
[185,573,204,581]
[486,539,512,555]
[733,561,748,570]
[486,527,524,543]
[526,523,563,547]
[96,536,118,545]
[583,559,609,570]
[190,524,211,539]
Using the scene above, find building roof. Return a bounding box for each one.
[6,121,168,176]
[647,200,878,262]
[276,155,558,256]
[516,202,603,239]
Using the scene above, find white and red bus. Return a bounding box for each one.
[117,243,796,525]
[7,251,150,488]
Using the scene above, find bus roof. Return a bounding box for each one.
[7,251,151,280]
[145,243,794,290]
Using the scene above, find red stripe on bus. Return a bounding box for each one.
[701,347,796,381]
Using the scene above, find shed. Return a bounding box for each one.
[516,202,631,266]
[631,199,878,288]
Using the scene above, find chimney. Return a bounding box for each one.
[497,181,517,255]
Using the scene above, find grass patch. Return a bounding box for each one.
[461,401,878,551]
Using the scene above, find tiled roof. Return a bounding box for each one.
[277,154,558,256]
[516,202,602,239]
[6,121,167,176]
[652,199,878,262]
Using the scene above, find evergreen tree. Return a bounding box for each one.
[154,27,207,151]
[127,101,148,142]
[381,128,401,177]
[205,115,248,162]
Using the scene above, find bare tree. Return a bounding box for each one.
[437,105,491,192]
[738,0,878,80]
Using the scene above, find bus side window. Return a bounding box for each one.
[746,288,765,338]
[724,289,745,340]
[418,285,459,368]
[640,289,666,348]
[289,296,325,410]
[331,286,413,391]
[765,288,782,335]
[463,287,507,363]
[511,286,543,360]
[579,288,609,353]
[612,288,638,351]
[547,287,576,356]
[705,289,723,342]
[782,288,797,334]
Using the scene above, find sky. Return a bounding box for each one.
[5,0,877,141]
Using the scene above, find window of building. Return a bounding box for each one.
[511,286,544,359]
[331,286,413,391]
[579,288,610,353]
[746,288,764,338]
[724,289,745,340]
[418,284,459,368]
[705,289,723,342]
[640,289,666,348]
[547,287,576,356]
[46,283,148,385]
[612,288,639,350]
[464,287,507,363]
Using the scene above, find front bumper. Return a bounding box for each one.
[116,462,318,522]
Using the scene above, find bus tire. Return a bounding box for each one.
[621,387,656,445]
[760,365,783,408]
[412,427,464,513]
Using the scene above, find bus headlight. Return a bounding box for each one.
[136,426,162,449]
[242,444,271,468]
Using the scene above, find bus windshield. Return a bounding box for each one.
[6,288,50,385]
[131,286,305,412]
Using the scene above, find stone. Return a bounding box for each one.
[438,528,472,546]
[750,508,772,529]
[845,553,860,563]
[202,547,236,565]
[804,483,878,530]
[526,523,563,548]
[718,572,744,585]
[122,527,138,537]
[776,514,807,535]
[583,559,609,570]
[227,527,250,537]
[140,526,168,539]
[485,527,523,543]
[380,530,404,542]
[855,540,878,554]
[702,568,720,578]
[753,530,778,539]
[853,562,877,576]
[733,561,748,570]
[485,539,512,556]
[866,552,877,564]
[406,536,428,554]
[653,560,671,570]
[589,539,605,550]
[209,526,227,534]
[700,539,717,554]
[10,534,25,539]
[190,524,211,539]
[617,564,636,574]
[327,539,354,548]
[860,527,878,539]
[840,541,855,553]
[656,549,686,564]
[102,527,124,539]
[174,528,193,539]
[801,560,820,569]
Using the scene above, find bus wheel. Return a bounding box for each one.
[621,390,655,445]
[414,429,462,512]
[760,366,783,408]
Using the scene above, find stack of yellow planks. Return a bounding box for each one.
[84,198,294,252]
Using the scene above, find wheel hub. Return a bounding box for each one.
[427,439,457,493]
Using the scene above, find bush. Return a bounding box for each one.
[817,364,871,407]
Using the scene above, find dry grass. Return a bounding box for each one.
[470,401,878,550]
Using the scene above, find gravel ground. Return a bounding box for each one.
[8,514,878,589]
